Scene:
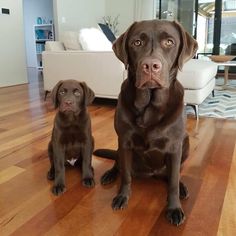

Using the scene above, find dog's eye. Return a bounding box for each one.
[133,39,142,47]
[59,90,65,96]
[74,90,81,96]
[163,38,175,48]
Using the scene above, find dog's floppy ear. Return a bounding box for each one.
[80,82,95,106]
[51,80,64,109]
[173,21,198,70]
[112,22,137,68]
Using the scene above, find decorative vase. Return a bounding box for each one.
[37,17,42,24]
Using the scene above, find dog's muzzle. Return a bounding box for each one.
[136,58,164,89]
[61,100,76,113]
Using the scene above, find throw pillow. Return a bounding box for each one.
[79,28,112,51]
[61,31,81,50]
[45,41,65,51]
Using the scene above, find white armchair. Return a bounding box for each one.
[177,59,218,119]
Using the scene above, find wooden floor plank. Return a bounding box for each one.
[0,166,25,184]
[217,141,236,236]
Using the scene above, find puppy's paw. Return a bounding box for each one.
[101,169,118,185]
[166,207,185,226]
[179,181,189,200]
[47,169,55,180]
[82,178,95,188]
[112,195,128,210]
[52,184,66,196]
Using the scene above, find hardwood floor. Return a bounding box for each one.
[0,69,235,236]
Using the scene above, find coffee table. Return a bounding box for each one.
[215,61,236,90]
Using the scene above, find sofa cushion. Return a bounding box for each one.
[61,31,81,50]
[177,59,218,89]
[184,78,215,104]
[45,41,65,51]
[79,28,112,51]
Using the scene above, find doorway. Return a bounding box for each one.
[23,0,54,69]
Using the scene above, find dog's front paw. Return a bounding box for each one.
[52,184,66,196]
[112,195,129,210]
[166,207,185,226]
[82,178,95,188]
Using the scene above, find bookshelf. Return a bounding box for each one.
[34,24,54,70]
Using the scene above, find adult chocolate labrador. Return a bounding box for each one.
[47,80,95,195]
[94,20,198,226]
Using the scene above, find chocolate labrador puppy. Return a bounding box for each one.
[94,20,197,226]
[47,79,95,195]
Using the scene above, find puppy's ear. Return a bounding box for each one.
[80,82,95,106]
[112,22,137,68]
[173,21,198,70]
[51,80,63,109]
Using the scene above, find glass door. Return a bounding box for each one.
[196,0,215,56]
[220,0,236,56]
[196,0,236,56]
[157,0,178,20]
[221,0,236,74]
[156,0,196,35]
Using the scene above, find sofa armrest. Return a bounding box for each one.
[42,51,125,98]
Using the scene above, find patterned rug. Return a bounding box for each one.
[186,78,236,119]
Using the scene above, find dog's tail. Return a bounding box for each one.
[93,149,117,160]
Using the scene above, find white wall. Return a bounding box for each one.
[0,0,27,87]
[105,0,136,34]
[53,0,106,40]
[23,0,53,67]
[52,0,155,39]
[105,0,155,34]
[134,0,156,22]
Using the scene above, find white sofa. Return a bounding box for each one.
[42,28,125,99]
[42,50,125,99]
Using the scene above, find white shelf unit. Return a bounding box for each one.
[34,24,54,70]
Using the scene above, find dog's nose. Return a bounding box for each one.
[142,59,162,74]
[65,100,73,106]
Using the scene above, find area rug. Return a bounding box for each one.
[186,78,236,119]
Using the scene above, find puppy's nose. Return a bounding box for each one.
[65,100,73,106]
[142,59,162,74]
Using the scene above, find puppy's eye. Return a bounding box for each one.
[59,90,65,96]
[163,38,175,48]
[133,39,142,47]
[74,90,81,96]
